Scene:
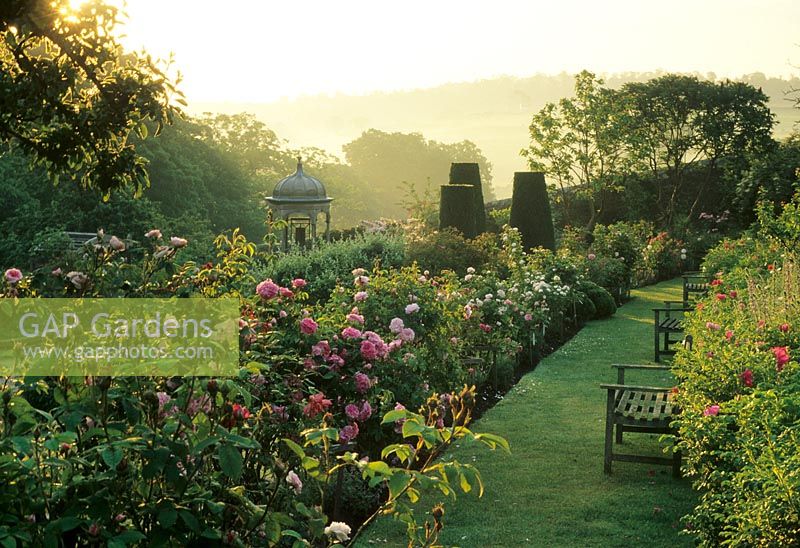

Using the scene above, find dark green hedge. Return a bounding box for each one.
[509,172,555,251]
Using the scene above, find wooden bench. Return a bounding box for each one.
[682,272,709,305]
[653,302,692,362]
[601,364,681,476]
[65,231,98,250]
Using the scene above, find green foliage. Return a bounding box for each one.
[0,0,181,195]
[405,228,490,276]
[734,134,800,223]
[257,231,406,303]
[522,71,633,231]
[674,260,800,546]
[509,172,556,251]
[578,281,616,318]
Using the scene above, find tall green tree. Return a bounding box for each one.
[343,129,494,219]
[622,75,774,224]
[1,0,181,195]
[522,71,634,232]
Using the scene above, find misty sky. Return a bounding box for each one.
[113,0,800,104]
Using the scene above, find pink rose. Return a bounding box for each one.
[399,328,415,342]
[353,371,372,394]
[286,470,303,495]
[339,423,359,443]
[4,268,22,284]
[347,311,365,324]
[780,323,790,333]
[303,393,332,418]
[256,279,280,299]
[145,229,162,239]
[587,253,596,260]
[703,405,721,417]
[312,340,331,357]
[524,313,533,321]
[354,275,370,287]
[772,346,790,371]
[360,340,378,361]
[716,293,727,301]
[341,327,362,340]
[740,369,753,387]
[291,278,307,288]
[405,303,420,314]
[354,291,368,302]
[279,287,294,298]
[705,322,721,331]
[300,317,318,335]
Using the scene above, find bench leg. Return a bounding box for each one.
[616,424,623,444]
[654,312,661,363]
[604,390,615,474]
[672,447,682,478]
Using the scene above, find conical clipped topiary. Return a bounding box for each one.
[449,162,486,234]
[509,172,556,251]
[439,184,478,239]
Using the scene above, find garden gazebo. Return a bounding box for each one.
[266,158,333,250]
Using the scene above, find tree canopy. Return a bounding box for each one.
[0,0,181,195]
[523,72,775,230]
[343,129,495,219]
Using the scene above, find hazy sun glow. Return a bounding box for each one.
[110,0,800,106]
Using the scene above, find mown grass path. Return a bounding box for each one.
[357,278,696,547]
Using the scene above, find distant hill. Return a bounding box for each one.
[191,72,800,199]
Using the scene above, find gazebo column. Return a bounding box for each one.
[325,211,331,242]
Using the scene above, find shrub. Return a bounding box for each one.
[439,184,478,238]
[578,281,616,319]
[509,172,556,251]
[405,228,490,275]
[674,259,800,546]
[449,162,486,234]
[257,231,405,302]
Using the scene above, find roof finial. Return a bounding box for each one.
[296,156,303,174]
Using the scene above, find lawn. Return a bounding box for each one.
[355,278,697,547]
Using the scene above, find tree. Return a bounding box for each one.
[1,0,181,195]
[343,129,494,220]
[521,71,633,233]
[622,75,774,224]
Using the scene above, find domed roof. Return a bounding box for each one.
[268,159,331,203]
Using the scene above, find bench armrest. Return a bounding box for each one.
[612,364,671,371]
[653,307,693,313]
[600,384,673,393]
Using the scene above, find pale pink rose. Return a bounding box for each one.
[354,291,368,302]
[145,229,162,239]
[66,271,89,290]
[286,470,303,495]
[341,327,362,340]
[351,268,367,276]
[4,268,22,284]
[524,313,533,321]
[291,278,307,288]
[399,327,415,342]
[347,311,365,324]
[587,253,596,260]
[51,267,62,277]
[405,303,420,314]
[389,317,405,334]
[256,279,280,299]
[354,275,370,287]
[109,236,125,251]
[279,310,288,318]
[170,236,188,248]
[300,317,318,335]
